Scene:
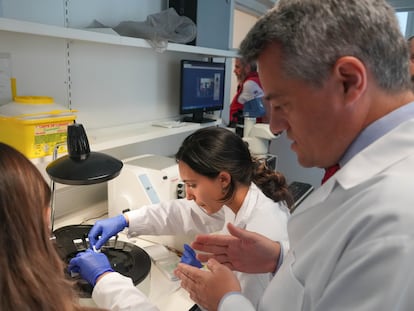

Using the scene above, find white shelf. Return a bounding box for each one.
[86,119,222,151]
[0,17,238,58]
[30,119,222,176]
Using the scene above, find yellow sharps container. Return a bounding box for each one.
[0,96,77,158]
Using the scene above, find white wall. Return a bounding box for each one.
[230,9,259,101]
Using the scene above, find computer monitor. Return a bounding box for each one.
[180,59,225,123]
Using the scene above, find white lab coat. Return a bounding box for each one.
[93,183,290,310]
[93,273,159,311]
[220,118,414,311]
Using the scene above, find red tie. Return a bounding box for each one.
[321,164,340,184]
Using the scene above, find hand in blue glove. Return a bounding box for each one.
[68,249,114,286]
[180,243,203,268]
[88,214,128,250]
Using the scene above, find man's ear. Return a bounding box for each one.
[334,56,367,104]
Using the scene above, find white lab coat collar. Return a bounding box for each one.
[222,183,260,230]
[295,118,414,212]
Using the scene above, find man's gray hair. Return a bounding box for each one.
[240,0,411,91]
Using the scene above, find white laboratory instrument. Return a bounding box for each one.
[242,97,279,157]
[108,154,183,217]
[243,122,279,156]
[107,154,191,252]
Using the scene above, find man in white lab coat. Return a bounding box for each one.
[174,0,414,310]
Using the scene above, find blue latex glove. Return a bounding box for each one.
[68,249,114,286]
[180,243,203,268]
[88,214,128,250]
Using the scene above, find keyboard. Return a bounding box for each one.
[151,120,187,128]
[288,181,314,212]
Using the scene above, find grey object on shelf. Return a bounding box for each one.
[88,8,197,52]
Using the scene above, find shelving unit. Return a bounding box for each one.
[0,17,238,58]
[0,15,232,159]
[28,119,223,168]
[0,1,242,234]
[0,1,235,168]
[87,119,222,151]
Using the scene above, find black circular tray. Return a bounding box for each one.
[53,224,151,298]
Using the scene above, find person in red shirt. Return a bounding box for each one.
[229,58,265,126]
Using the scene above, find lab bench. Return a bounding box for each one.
[54,201,195,311]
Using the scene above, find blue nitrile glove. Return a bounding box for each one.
[68,249,114,286]
[88,214,128,250]
[180,243,203,268]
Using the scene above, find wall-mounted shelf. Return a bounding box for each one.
[30,119,222,168]
[0,17,238,58]
[87,119,222,152]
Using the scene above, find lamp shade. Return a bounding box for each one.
[46,123,123,185]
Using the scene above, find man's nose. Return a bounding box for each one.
[270,113,288,135]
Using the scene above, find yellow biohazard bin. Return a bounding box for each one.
[0,96,77,158]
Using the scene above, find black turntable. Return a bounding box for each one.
[53,225,151,297]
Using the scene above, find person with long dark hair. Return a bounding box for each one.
[0,142,104,311]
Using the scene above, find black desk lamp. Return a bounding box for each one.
[46,123,123,231]
[46,124,148,298]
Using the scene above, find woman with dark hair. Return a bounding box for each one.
[69,126,292,309]
[0,142,104,311]
[175,126,293,208]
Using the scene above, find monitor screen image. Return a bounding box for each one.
[180,59,226,123]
